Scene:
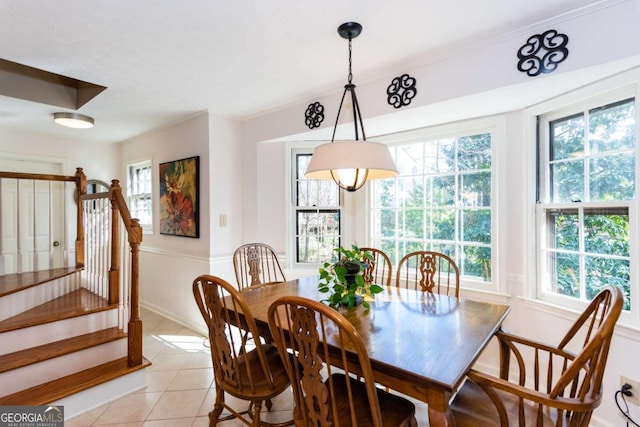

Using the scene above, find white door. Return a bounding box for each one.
[0,158,66,274]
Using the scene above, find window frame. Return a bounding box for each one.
[288,146,345,269]
[368,117,504,294]
[533,82,639,324]
[126,159,153,234]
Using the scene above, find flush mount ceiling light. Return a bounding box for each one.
[53,112,94,129]
[305,22,398,192]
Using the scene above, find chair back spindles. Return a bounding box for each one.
[396,251,460,297]
[268,296,417,427]
[360,247,393,287]
[233,243,286,291]
[451,285,623,426]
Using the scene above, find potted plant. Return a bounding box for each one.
[317,244,384,309]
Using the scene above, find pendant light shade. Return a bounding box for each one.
[305,22,398,192]
[305,140,398,191]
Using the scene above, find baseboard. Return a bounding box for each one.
[141,300,207,337]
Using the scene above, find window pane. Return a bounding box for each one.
[552,252,580,298]
[461,172,491,207]
[589,98,635,154]
[584,208,629,256]
[586,256,630,310]
[462,246,491,281]
[589,153,635,201]
[371,208,396,238]
[297,211,339,263]
[371,179,395,208]
[550,114,584,160]
[551,159,583,202]
[462,209,491,244]
[401,209,424,239]
[457,133,491,170]
[548,210,579,251]
[428,208,455,241]
[395,144,424,175]
[425,139,455,174]
[397,176,423,208]
[428,176,455,206]
[297,179,339,207]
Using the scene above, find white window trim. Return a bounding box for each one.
[525,68,640,327]
[127,159,153,235]
[369,116,506,295]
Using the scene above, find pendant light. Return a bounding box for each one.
[305,22,398,192]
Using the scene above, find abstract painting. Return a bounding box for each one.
[159,156,199,238]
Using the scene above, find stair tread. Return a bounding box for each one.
[0,327,127,373]
[0,288,115,333]
[0,356,151,406]
[0,267,82,297]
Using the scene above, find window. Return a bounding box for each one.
[127,160,152,233]
[370,125,495,288]
[537,94,636,311]
[292,151,342,265]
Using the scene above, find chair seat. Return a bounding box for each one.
[327,374,416,427]
[451,379,559,427]
[223,343,290,401]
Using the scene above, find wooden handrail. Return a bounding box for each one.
[0,171,78,182]
[108,179,144,367]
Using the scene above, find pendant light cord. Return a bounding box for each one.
[348,36,353,84]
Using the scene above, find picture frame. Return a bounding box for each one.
[159,155,199,238]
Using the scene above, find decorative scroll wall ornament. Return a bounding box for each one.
[517,29,569,77]
[305,101,325,129]
[386,74,417,108]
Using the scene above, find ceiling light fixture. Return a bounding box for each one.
[53,112,94,129]
[305,22,398,192]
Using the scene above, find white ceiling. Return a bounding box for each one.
[0,0,620,144]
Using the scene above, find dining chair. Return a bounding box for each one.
[192,274,293,427]
[360,247,393,287]
[450,285,623,426]
[233,243,287,292]
[395,250,460,297]
[267,295,418,427]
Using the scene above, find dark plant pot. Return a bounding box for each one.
[343,263,361,286]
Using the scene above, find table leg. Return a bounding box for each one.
[427,389,455,427]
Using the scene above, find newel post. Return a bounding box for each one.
[128,218,144,367]
[74,168,86,268]
[108,180,122,305]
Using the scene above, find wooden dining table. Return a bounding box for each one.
[233,275,511,427]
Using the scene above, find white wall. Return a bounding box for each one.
[120,112,242,332]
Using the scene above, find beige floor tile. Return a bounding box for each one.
[146,353,192,371]
[64,404,109,427]
[142,418,194,427]
[184,352,212,369]
[93,392,163,425]
[146,389,208,420]
[140,369,180,393]
[167,367,213,391]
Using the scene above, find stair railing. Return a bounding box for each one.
[0,167,143,368]
[79,177,143,367]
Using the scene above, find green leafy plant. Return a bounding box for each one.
[317,245,384,309]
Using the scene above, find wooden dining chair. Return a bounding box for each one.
[233,243,287,291]
[267,295,418,427]
[192,275,293,427]
[360,247,393,287]
[395,250,460,297]
[450,285,623,426]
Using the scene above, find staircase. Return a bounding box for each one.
[0,169,148,410]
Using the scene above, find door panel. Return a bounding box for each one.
[0,158,65,274]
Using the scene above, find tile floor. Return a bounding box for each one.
[66,307,430,426]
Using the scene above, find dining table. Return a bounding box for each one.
[232,275,511,427]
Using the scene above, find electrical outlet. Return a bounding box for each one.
[621,376,640,405]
